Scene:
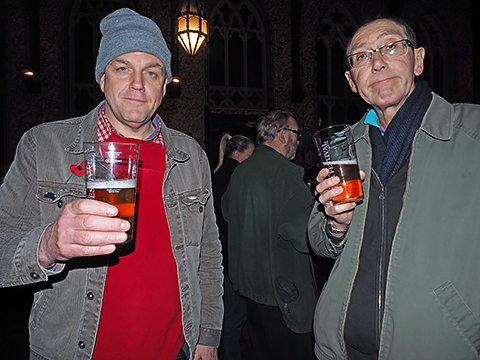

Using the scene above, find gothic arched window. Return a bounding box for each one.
[416,14,449,99]
[316,3,367,127]
[65,0,137,117]
[207,0,271,109]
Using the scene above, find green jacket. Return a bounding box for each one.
[309,93,480,359]
[222,144,318,333]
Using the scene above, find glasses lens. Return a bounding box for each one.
[384,40,407,58]
[348,52,369,68]
[348,40,410,68]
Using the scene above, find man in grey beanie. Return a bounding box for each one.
[0,8,222,360]
[95,7,172,84]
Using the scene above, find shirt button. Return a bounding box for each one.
[198,206,203,213]
[78,341,85,349]
[86,292,95,300]
[30,272,40,280]
[57,200,63,208]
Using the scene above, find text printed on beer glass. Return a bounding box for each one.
[312,125,363,204]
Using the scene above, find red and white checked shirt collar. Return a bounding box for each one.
[97,104,165,147]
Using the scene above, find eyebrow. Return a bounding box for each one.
[110,58,164,70]
[351,30,405,51]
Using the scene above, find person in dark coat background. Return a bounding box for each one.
[212,133,254,360]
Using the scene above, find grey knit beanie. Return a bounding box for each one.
[95,8,172,84]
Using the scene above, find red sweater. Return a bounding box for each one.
[93,135,184,359]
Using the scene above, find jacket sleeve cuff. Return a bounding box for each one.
[197,327,222,348]
[324,218,348,246]
[322,218,347,256]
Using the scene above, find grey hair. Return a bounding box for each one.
[256,109,294,144]
[213,133,254,173]
[346,16,418,56]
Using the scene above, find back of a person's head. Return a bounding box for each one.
[214,133,254,173]
[256,109,294,144]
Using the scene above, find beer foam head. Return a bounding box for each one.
[86,178,137,189]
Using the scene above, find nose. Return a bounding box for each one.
[129,71,145,91]
[371,51,387,72]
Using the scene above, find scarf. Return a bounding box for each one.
[370,80,432,185]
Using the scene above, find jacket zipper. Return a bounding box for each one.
[372,169,386,349]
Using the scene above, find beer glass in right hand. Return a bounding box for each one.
[83,142,140,242]
[312,125,363,204]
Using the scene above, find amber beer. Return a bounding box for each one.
[84,142,140,242]
[313,124,363,204]
[87,179,136,242]
[323,159,363,204]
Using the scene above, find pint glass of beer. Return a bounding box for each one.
[312,125,363,204]
[83,142,140,242]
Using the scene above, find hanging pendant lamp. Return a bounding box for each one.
[177,0,208,55]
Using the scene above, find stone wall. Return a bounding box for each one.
[1,0,477,172]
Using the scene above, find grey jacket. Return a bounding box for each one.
[309,93,480,359]
[0,103,223,360]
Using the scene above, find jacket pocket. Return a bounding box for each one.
[36,180,85,204]
[434,281,480,354]
[36,181,86,223]
[275,276,299,313]
[178,188,210,246]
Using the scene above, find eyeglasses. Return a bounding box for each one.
[347,39,415,69]
[279,128,302,140]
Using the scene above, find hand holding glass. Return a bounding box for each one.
[83,142,140,242]
[312,125,363,204]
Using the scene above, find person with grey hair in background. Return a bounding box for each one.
[212,133,254,360]
[221,110,318,360]
[0,8,222,360]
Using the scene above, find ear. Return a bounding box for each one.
[277,129,288,145]
[345,70,358,93]
[162,78,168,96]
[99,74,106,93]
[413,47,425,77]
[230,150,241,162]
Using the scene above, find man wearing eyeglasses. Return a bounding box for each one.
[222,109,318,360]
[309,16,480,359]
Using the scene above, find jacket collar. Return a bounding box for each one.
[63,101,190,163]
[418,93,452,141]
[65,102,103,155]
[162,122,190,164]
[352,92,452,143]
